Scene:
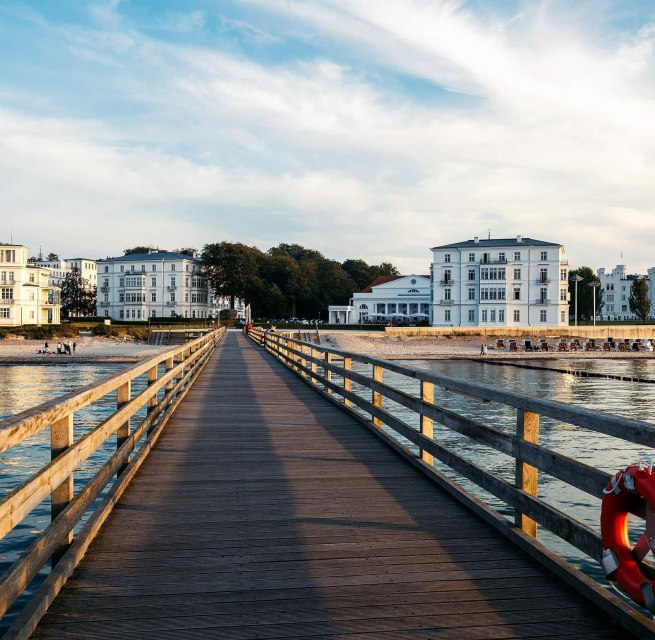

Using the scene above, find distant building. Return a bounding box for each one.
[431,236,569,327]
[0,244,61,326]
[97,250,241,321]
[598,265,654,321]
[32,257,97,290]
[328,275,431,324]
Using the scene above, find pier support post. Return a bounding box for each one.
[51,413,74,566]
[516,409,539,537]
[420,380,434,465]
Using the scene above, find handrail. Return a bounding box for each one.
[0,327,225,633]
[248,326,655,637]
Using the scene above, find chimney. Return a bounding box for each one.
[474,236,479,244]
[516,234,522,243]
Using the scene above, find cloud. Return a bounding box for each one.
[1,1,655,276]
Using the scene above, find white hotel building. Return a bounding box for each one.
[97,251,222,321]
[0,244,61,326]
[431,236,569,327]
[32,257,98,290]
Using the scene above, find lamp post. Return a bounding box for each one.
[570,275,583,327]
[588,281,600,327]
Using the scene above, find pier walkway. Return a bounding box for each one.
[30,332,631,639]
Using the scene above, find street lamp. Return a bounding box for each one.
[570,275,583,327]
[588,281,600,327]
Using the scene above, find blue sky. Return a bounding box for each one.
[1,1,655,273]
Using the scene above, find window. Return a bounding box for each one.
[444,288,451,301]
[171,277,176,287]
[120,265,124,272]
[513,310,520,322]
[130,265,135,272]
[514,251,521,260]
[151,309,156,317]
[540,288,547,303]
[468,253,475,262]
[171,264,176,271]
[141,265,145,272]
[151,292,157,302]
[499,252,505,262]
[104,310,109,317]
[490,310,496,322]
[539,268,548,283]
[151,277,156,286]
[0,288,13,300]
[0,308,9,318]
[152,265,156,271]
[482,310,487,322]
[540,310,547,322]
[445,309,451,322]
[468,309,475,322]
[104,266,109,273]
[513,268,521,280]
[561,310,566,323]
[444,269,451,284]
[499,309,505,322]
[540,251,548,260]
[468,269,475,281]
[513,288,520,300]
[119,310,124,319]
[560,269,567,281]
[170,293,176,302]
[468,288,475,300]
[444,254,451,263]
[560,289,567,301]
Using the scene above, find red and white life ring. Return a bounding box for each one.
[601,462,655,612]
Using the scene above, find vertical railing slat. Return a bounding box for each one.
[516,409,540,537]
[420,380,434,465]
[50,413,74,566]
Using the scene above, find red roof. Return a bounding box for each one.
[360,275,404,293]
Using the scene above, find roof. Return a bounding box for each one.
[99,251,199,262]
[360,274,430,293]
[431,238,561,250]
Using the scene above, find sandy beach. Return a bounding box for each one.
[319,332,655,360]
[0,335,170,365]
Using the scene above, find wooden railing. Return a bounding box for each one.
[249,327,655,637]
[0,327,225,639]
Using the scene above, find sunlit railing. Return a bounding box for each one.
[0,327,224,637]
[248,327,655,637]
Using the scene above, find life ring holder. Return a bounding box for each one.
[601,460,655,613]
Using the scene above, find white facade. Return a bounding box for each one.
[32,257,97,289]
[97,251,225,321]
[0,245,61,326]
[328,275,431,324]
[431,236,569,327]
[597,265,642,321]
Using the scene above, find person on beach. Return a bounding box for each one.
[73,341,77,355]
[57,342,62,354]
[480,343,487,356]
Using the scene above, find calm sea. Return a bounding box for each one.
[1,358,654,624]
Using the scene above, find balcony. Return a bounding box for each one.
[536,278,551,285]
[166,301,176,306]
[440,299,454,305]
[167,286,177,291]
[98,302,110,307]
[480,258,507,264]
[0,299,15,305]
[439,279,454,286]
[535,299,550,305]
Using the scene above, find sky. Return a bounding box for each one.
[1,0,654,274]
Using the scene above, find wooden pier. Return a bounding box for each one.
[24,332,636,638]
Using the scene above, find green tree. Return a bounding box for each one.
[568,267,603,321]
[629,277,651,323]
[202,242,260,309]
[174,247,197,257]
[60,265,97,317]
[123,246,161,255]
[46,252,59,261]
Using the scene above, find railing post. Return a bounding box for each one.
[325,352,332,394]
[311,347,318,384]
[117,381,131,476]
[146,365,158,434]
[300,343,306,377]
[344,357,352,407]
[420,380,434,465]
[164,356,174,397]
[51,413,74,566]
[516,409,539,537]
[372,364,383,427]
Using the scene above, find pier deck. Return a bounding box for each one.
[31,332,631,639]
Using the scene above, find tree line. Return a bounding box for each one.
[201,242,399,320]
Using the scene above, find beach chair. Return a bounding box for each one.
[508,340,517,352]
[558,341,567,351]
[523,340,533,352]
[496,339,505,349]
[540,341,549,352]
[602,342,611,351]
